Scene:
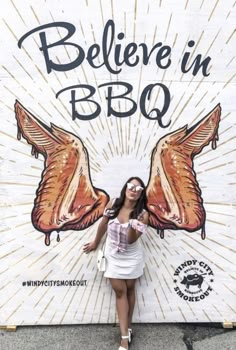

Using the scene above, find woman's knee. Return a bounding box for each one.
[114,287,127,298]
[110,279,127,298]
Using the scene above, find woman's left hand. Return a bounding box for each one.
[129,219,146,231]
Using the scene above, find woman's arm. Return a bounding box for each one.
[127,211,149,244]
[83,199,114,253]
[83,216,109,253]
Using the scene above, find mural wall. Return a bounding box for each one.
[0,0,235,325]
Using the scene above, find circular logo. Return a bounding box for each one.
[173,260,214,302]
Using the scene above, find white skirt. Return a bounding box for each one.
[104,238,145,279]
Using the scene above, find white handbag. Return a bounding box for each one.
[96,203,114,272]
[97,233,107,272]
[97,248,106,272]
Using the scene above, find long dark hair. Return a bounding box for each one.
[109,177,147,220]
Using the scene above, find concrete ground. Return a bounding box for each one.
[0,323,235,350]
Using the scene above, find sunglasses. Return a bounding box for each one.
[127,182,144,192]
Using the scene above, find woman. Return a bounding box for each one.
[83,177,149,350]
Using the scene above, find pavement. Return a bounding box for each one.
[0,323,236,350]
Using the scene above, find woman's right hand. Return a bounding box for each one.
[83,240,98,254]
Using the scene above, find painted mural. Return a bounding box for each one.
[15,100,221,244]
[0,0,235,325]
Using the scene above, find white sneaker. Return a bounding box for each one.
[119,335,129,350]
[128,328,133,344]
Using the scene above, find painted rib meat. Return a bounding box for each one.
[15,100,109,245]
[146,104,221,239]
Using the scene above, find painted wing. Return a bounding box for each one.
[146,104,221,237]
[15,100,109,244]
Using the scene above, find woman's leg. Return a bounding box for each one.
[110,278,129,349]
[126,279,136,329]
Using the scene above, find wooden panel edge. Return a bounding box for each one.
[0,326,17,332]
[222,322,234,329]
